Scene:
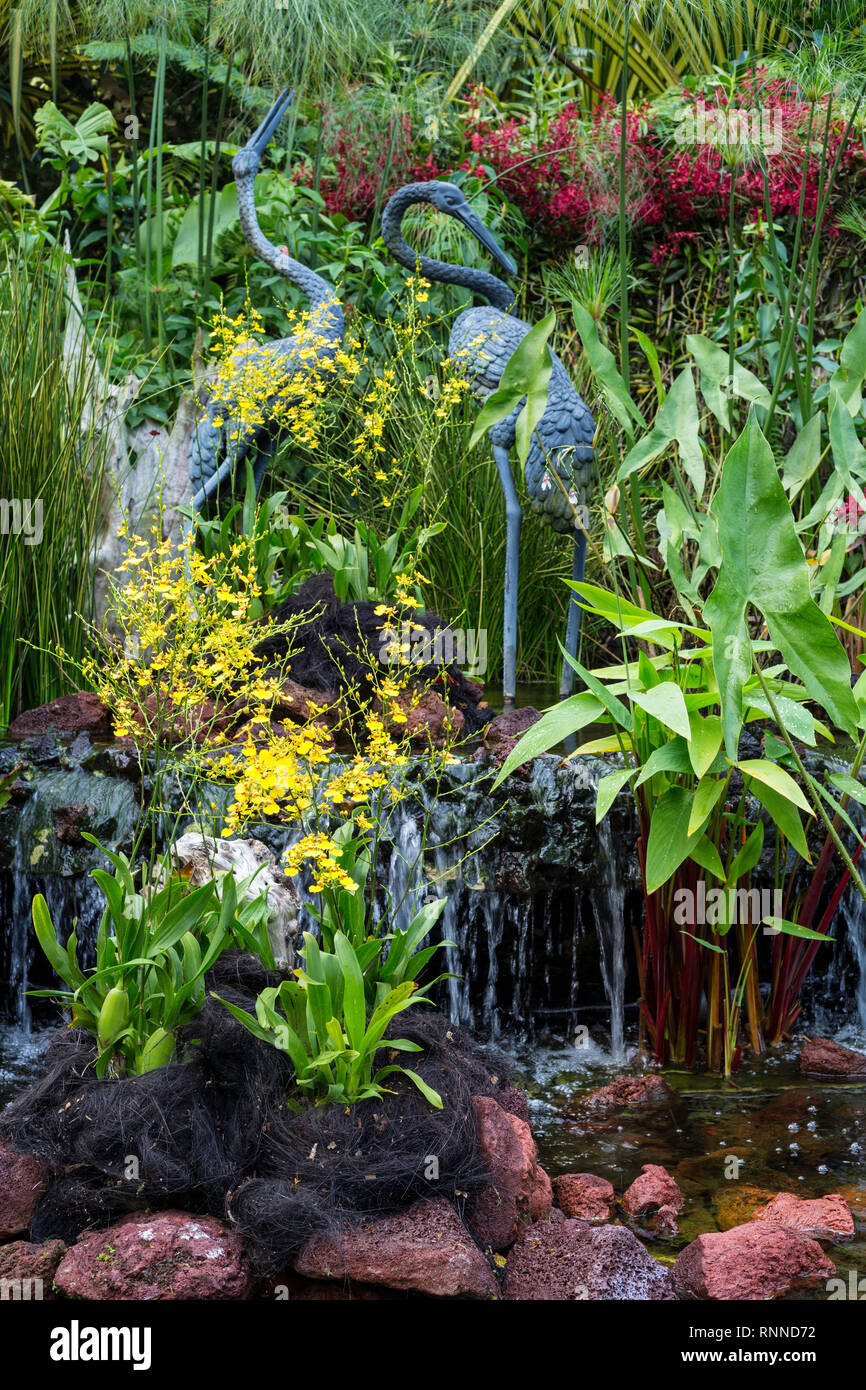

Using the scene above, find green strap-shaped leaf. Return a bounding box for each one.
[468,312,555,467]
[703,410,858,759]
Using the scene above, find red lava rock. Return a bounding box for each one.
[496,1085,531,1126]
[622,1164,685,1220]
[294,1198,497,1299]
[54,1210,254,1301]
[553,1173,616,1223]
[269,679,339,725]
[133,694,235,748]
[472,707,541,771]
[800,1036,866,1078]
[0,1239,66,1299]
[503,1218,676,1301]
[674,1222,836,1300]
[52,803,88,845]
[466,1095,553,1250]
[0,1142,48,1239]
[392,689,465,748]
[751,1193,855,1244]
[580,1073,674,1116]
[651,1204,681,1236]
[8,693,113,741]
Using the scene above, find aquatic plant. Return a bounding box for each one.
[495,410,866,1072]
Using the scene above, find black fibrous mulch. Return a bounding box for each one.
[0,953,506,1274]
[255,574,491,736]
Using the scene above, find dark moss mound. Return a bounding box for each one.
[0,953,504,1273]
[256,573,490,736]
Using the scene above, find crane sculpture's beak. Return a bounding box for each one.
[248,88,295,156]
[452,199,517,277]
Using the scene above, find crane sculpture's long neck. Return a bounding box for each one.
[236,174,343,333]
[381,185,516,312]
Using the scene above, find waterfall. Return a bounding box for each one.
[0,765,138,1029]
[591,816,627,1062]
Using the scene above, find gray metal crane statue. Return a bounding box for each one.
[188,89,344,513]
[381,181,595,706]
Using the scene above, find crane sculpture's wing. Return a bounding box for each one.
[450,307,595,535]
[525,356,595,535]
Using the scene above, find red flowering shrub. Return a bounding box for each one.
[290,72,865,260]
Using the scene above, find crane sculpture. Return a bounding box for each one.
[188,89,344,513]
[382,181,595,707]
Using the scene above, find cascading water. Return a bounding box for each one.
[0,765,139,1029]
[591,816,628,1063]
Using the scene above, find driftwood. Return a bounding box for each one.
[61,238,195,626]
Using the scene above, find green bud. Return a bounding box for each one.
[136,1027,175,1074]
[97,986,129,1050]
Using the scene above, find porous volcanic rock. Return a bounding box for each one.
[294,1198,497,1299]
[579,1074,674,1116]
[466,1095,553,1250]
[622,1165,685,1233]
[553,1173,616,1223]
[0,1142,48,1239]
[8,693,113,741]
[751,1193,855,1244]
[800,1036,866,1079]
[503,1219,676,1301]
[54,1210,254,1301]
[0,1239,66,1298]
[674,1222,836,1300]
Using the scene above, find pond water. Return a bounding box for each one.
[507,1031,866,1298]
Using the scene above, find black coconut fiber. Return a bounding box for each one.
[255,574,491,736]
[0,953,506,1273]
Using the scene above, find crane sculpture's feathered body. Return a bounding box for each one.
[381,182,595,705]
[189,89,344,512]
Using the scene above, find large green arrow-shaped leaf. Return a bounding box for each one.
[704,410,858,759]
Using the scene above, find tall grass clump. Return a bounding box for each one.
[0,236,109,725]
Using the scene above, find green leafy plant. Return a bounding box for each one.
[29,835,264,1077]
[495,410,866,1072]
[215,928,445,1108]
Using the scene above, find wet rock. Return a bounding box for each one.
[674,1223,836,1300]
[751,1193,855,1244]
[294,1198,497,1299]
[466,1095,553,1250]
[579,1074,674,1117]
[54,1211,254,1300]
[651,1204,681,1236]
[474,707,541,768]
[831,1184,866,1228]
[713,1184,791,1232]
[503,1219,676,1301]
[800,1036,866,1078]
[622,1164,684,1220]
[8,693,113,741]
[0,1239,66,1298]
[553,1173,616,1223]
[0,1142,48,1239]
[52,804,89,845]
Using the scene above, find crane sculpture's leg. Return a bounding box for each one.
[559,527,587,699]
[493,443,522,708]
